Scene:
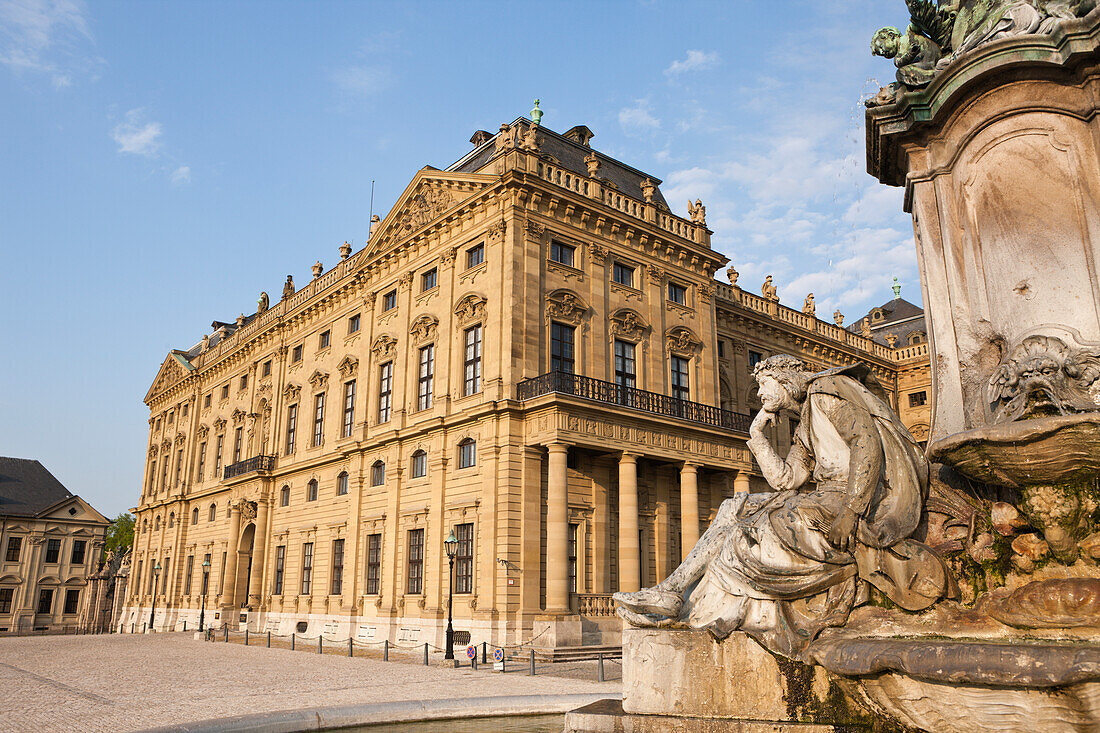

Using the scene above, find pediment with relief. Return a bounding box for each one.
[144,352,195,404]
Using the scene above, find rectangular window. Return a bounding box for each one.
[301,543,314,595]
[70,540,86,566]
[342,380,356,438]
[455,523,473,594]
[319,330,331,350]
[406,529,424,595]
[37,589,53,615]
[63,588,79,615]
[378,362,393,423]
[671,356,690,401]
[197,442,206,481]
[214,434,224,473]
[262,360,271,377]
[292,344,303,363]
[612,262,635,287]
[382,289,397,311]
[348,313,361,334]
[135,560,142,595]
[418,344,435,411]
[909,391,928,408]
[273,546,285,595]
[5,537,21,563]
[549,240,575,267]
[45,539,61,564]
[312,393,325,447]
[161,460,169,492]
[466,242,484,269]
[337,472,348,495]
[463,325,482,396]
[184,556,194,595]
[568,523,578,594]
[148,461,156,493]
[411,451,427,478]
[421,268,437,292]
[458,440,476,469]
[168,412,174,425]
[331,539,345,595]
[204,394,211,408]
[0,588,12,614]
[717,340,725,358]
[748,350,763,368]
[221,384,229,400]
[182,404,188,417]
[161,558,170,594]
[668,282,687,305]
[366,534,382,595]
[233,427,243,463]
[307,480,318,501]
[240,374,248,390]
[285,404,298,454]
[550,322,575,374]
[614,340,637,389]
[175,449,183,485]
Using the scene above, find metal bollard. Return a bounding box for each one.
[482,641,487,665]
[131,623,135,634]
[348,638,353,657]
[424,642,429,666]
[245,629,249,646]
[598,653,605,682]
[183,621,187,632]
[267,631,271,648]
[383,639,389,661]
[501,650,507,674]
[224,627,228,642]
[318,636,323,655]
[530,648,536,676]
[472,655,477,671]
[291,633,295,651]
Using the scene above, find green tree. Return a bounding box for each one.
[104,513,135,555]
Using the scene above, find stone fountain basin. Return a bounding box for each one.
[929,413,1100,488]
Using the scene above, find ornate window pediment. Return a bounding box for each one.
[213,417,227,431]
[283,383,301,401]
[148,445,158,457]
[338,356,359,378]
[197,424,209,440]
[666,327,703,355]
[174,432,186,446]
[410,314,439,344]
[372,335,398,362]
[309,370,329,390]
[545,290,589,326]
[454,294,487,325]
[609,309,650,341]
[232,409,247,425]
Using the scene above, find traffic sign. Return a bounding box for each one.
[467,645,477,660]
[493,647,504,662]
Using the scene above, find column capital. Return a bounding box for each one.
[546,442,570,455]
[680,461,701,472]
[619,451,640,463]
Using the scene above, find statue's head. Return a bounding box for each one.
[754,354,812,411]
[871,27,901,58]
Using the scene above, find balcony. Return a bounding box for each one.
[223,455,276,480]
[516,371,751,433]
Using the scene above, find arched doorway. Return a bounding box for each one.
[233,523,255,609]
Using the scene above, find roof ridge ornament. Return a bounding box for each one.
[530,99,543,126]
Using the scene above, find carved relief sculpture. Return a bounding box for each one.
[453,294,487,325]
[401,187,454,232]
[337,356,359,379]
[282,383,301,401]
[545,290,589,325]
[308,370,328,390]
[609,310,650,341]
[409,314,439,344]
[666,327,703,355]
[371,335,398,362]
[687,199,707,225]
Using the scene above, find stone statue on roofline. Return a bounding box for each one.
[803,293,816,317]
[761,275,778,301]
[282,275,295,300]
[615,355,954,659]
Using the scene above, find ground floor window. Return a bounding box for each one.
[568,523,579,594]
[454,523,473,594]
[0,588,12,614]
[407,529,424,595]
[366,534,381,595]
[63,589,80,615]
[331,539,345,596]
[36,588,53,614]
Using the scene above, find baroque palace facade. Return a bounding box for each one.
[122,116,930,646]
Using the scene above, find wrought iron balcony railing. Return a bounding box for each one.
[516,371,751,433]
[223,455,276,480]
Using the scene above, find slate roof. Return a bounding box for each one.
[0,457,75,518]
[848,296,928,347]
[448,118,671,209]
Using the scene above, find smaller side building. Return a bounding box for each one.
[0,457,110,633]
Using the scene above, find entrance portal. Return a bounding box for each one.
[233,523,255,609]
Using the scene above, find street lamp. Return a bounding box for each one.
[443,529,458,661]
[149,561,161,632]
[199,558,211,632]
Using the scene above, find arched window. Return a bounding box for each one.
[154,516,161,531]
[411,450,427,478]
[907,331,926,345]
[191,508,198,525]
[142,518,148,532]
[168,512,175,528]
[208,504,216,522]
[458,439,476,469]
[307,479,318,502]
[337,472,349,496]
[280,485,290,506]
[370,461,385,486]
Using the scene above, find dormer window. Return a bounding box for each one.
[872,309,885,323]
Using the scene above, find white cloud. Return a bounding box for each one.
[619,99,660,135]
[0,0,98,86]
[170,165,190,184]
[664,50,720,77]
[111,109,162,157]
[331,65,390,96]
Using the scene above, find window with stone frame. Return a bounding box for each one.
[262,360,272,377]
[331,538,345,595]
[382,289,397,311]
[458,439,476,469]
[348,313,361,334]
[307,479,318,502]
[568,522,579,593]
[421,268,437,292]
[365,534,382,594]
[0,588,13,614]
[909,391,928,408]
[466,242,484,269]
[417,344,435,411]
[549,239,575,267]
[184,555,194,595]
[670,356,690,401]
[233,427,243,463]
[214,434,224,474]
[280,485,290,506]
[319,329,331,350]
[37,588,53,614]
[454,523,474,594]
[312,393,325,447]
[612,262,635,288]
[337,471,349,496]
[550,322,575,374]
[63,589,80,615]
[209,503,217,522]
[748,350,764,368]
[463,325,482,395]
[221,384,230,400]
[342,380,356,438]
[378,362,393,423]
[197,442,206,481]
[70,540,86,566]
[411,450,427,478]
[292,344,303,362]
[44,539,61,564]
[273,545,285,595]
[191,508,198,525]
[204,394,211,408]
[667,281,688,305]
[239,374,248,390]
[371,461,385,486]
[300,542,314,595]
[5,537,21,563]
[406,528,424,594]
[285,403,298,454]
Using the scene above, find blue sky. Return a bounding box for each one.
[0,0,919,517]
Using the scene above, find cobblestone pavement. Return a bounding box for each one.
[0,633,620,732]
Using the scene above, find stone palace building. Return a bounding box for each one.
[121,115,930,647]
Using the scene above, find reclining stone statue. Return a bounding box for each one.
[614,354,954,660]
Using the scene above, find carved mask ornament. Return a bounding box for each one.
[988,335,1100,423]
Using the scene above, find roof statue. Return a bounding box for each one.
[868,0,1097,106]
[803,293,816,317]
[687,198,706,225]
[282,275,295,300]
[761,275,778,301]
[834,309,845,326]
[257,291,269,314]
[893,276,902,298]
[727,266,739,288]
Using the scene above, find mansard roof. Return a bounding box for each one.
[848,296,927,346]
[0,457,81,519]
[448,118,671,210]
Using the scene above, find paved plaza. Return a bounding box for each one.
[0,633,620,732]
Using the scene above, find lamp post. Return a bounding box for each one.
[443,529,458,661]
[199,558,211,632]
[149,561,161,632]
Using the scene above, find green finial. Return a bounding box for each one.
[892,277,901,298]
[530,99,543,126]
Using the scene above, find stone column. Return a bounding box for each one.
[679,463,700,561]
[247,499,269,607]
[220,502,242,609]
[618,453,640,593]
[546,443,570,613]
[734,470,751,494]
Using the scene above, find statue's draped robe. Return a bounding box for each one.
[675,368,949,659]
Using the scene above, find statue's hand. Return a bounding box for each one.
[749,409,776,439]
[828,508,859,553]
